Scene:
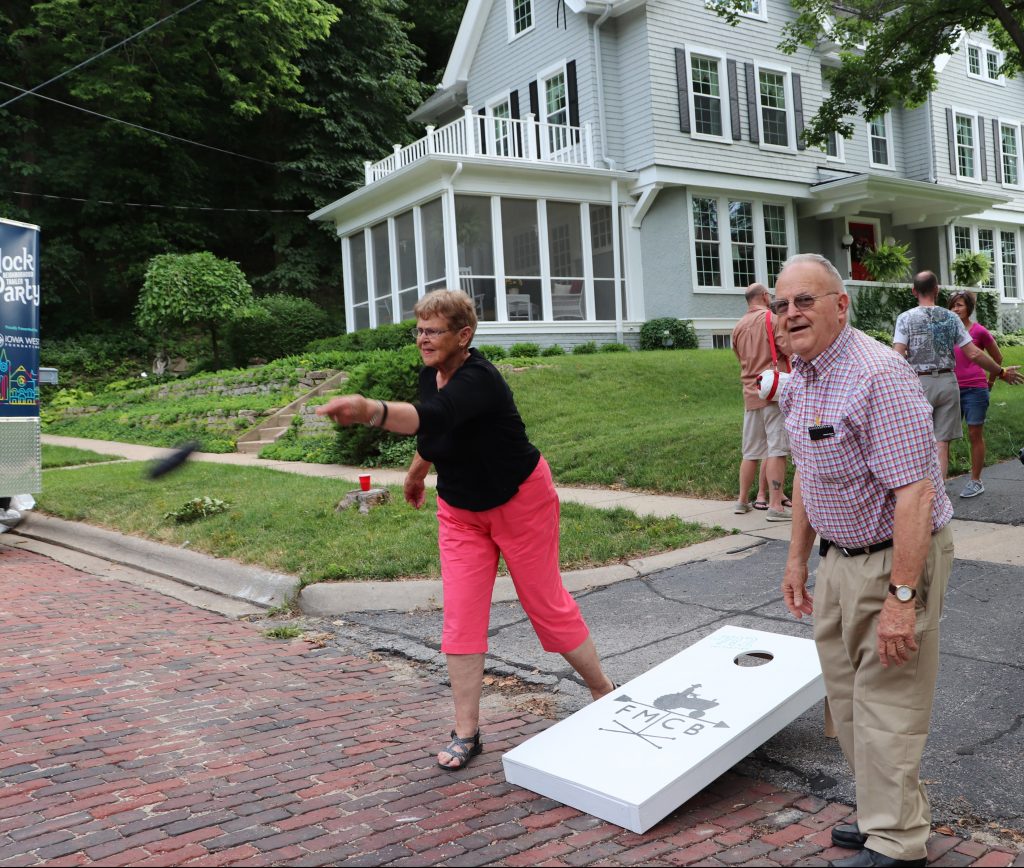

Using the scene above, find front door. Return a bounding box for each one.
[847,220,878,281]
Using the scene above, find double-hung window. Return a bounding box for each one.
[949,223,1022,301]
[509,0,533,39]
[954,110,980,181]
[966,41,1004,83]
[690,193,792,291]
[867,114,894,169]
[488,97,513,157]
[541,67,570,154]
[756,65,793,150]
[686,47,730,142]
[1000,121,1021,187]
[706,0,767,21]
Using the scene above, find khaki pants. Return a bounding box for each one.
[813,525,953,861]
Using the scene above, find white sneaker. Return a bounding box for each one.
[959,479,985,498]
[733,501,752,514]
[766,507,792,522]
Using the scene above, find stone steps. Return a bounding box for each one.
[235,370,347,455]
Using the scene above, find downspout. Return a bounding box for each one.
[444,162,464,289]
[925,93,937,183]
[592,3,617,169]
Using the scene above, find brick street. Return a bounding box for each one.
[1,546,1020,867]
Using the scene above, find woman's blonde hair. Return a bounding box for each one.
[413,289,478,338]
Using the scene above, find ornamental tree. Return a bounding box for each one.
[135,252,253,368]
[713,0,1024,149]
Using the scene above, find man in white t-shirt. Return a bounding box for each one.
[893,271,1021,477]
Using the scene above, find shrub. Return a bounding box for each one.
[851,284,914,332]
[476,344,508,361]
[973,290,999,330]
[508,342,541,358]
[863,329,894,347]
[600,342,630,353]
[994,331,1024,347]
[572,341,598,355]
[638,318,699,350]
[541,344,566,356]
[331,346,422,465]
[227,294,332,365]
[164,496,231,523]
[305,320,415,353]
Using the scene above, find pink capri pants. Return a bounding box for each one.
[437,457,591,655]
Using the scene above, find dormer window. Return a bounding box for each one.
[967,40,1003,83]
[509,0,534,39]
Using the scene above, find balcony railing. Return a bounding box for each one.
[365,106,595,185]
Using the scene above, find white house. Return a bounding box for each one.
[310,0,1024,347]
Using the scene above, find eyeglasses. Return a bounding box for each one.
[769,291,840,316]
[410,327,451,339]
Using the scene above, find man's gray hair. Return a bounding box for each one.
[745,282,770,303]
[779,253,846,294]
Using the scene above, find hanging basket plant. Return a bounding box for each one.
[951,251,992,287]
[859,241,912,283]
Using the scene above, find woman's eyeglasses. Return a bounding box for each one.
[768,291,840,316]
[411,327,451,339]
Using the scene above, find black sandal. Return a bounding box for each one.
[437,729,482,771]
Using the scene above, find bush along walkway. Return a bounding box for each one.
[1,545,1020,867]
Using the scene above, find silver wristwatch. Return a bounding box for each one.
[888,583,916,603]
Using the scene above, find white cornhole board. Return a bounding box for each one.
[502,625,825,833]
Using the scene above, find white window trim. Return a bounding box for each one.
[684,45,733,144]
[485,92,514,156]
[687,190,795,294]
[507,0,534,42]
[966,40,1005,84]
[538,60,570,123]
[704,0,767,21]
[753,62,796,153]
[952,107,981,183]
[948,222,1023,302]
[825,131,845,163]
[998,117,1023,189]
[867,113,895,170]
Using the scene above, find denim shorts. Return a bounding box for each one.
[959,386,990,426]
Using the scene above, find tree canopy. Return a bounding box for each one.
[0,0,434,335]
[714,0,1024,148]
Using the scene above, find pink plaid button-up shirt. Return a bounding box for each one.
[780,326,953,549]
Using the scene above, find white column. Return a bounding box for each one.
[464,106,477,156]
[538,199,551,321]
[492,196,507,323]
[413,205,427,299]
[580,202,595,321]
[341,235,355,334]
[365,230,377,328]
[611,181,623,342]
[388,216,400,323]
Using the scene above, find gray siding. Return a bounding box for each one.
[902,104,934,182]
[606,10,655,170]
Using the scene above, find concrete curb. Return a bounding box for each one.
[16,513,298,609]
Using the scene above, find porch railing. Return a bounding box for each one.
[365,106,595,185]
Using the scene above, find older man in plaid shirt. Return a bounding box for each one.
[773,254,953,868]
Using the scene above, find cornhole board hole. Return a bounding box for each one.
[502,625,825,833]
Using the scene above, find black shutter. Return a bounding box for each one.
[510,90,522,157]
[746,63,759,143]
[978,114,988,180]
[792,73,806,150]
[993,117,1003,184]
[946,108,958,175]
[727,60,741,140]
[477,108,488,156]
[529,79,541,153]
[566,60,580,127]
[675,48,690,133]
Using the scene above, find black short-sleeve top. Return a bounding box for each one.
[415,349,541,511]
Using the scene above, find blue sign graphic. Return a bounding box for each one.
[0,220,41,418]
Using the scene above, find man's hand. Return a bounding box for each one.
[877,597,917,667]
[782,561,813,618]
[404,475,426,509]
[1001,365,1023,385]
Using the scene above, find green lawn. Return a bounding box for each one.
[41,444,123,468]
[37,461,725,584]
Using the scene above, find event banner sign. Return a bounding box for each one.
[503,626,825,833]
[1,219,41,418]
[1,217,42,495]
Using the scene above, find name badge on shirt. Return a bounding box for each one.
[808,424,835,441]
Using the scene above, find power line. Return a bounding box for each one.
[0,79,343,182]
[2,189,312,214]
[0,0,207,110]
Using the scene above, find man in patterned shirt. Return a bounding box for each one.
[773,254,953,868]
[893,271,1020,478]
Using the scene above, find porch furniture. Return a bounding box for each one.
[507,293,535,321]
[552,282,584,320]
[459,267,485,316]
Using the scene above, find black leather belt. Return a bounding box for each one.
[917,368,953,375]
[819,537,894,558]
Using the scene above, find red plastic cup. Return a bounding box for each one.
[359,473,371,492]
